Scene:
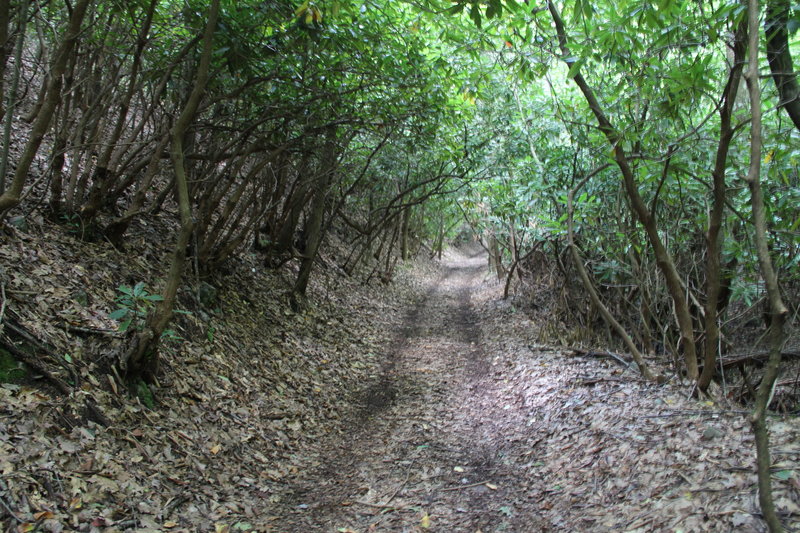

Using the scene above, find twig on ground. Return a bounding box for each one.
[441,480,493,491]
[353,500,402,510]
[61,324,120,337]
[0,283,7,326]
[0,491,23,523]
[566,347,633,370]
[384,461,413,505]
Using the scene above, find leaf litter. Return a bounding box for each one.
[0,225,798,532]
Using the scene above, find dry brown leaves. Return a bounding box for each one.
[1,228,799,532]
[0,220,435,532]
[473,276,800,532]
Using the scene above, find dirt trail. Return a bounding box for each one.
[277,248,542,531]
[275,248,800,532]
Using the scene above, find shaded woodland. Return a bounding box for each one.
[0,0,799,530]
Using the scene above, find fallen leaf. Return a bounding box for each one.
[210,444,222,454]
[454,466,465,473]
[69,496,82,510]
[420,513,431,528]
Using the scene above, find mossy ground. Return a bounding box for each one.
[0,349,27,383]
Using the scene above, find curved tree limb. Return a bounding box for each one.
[567,166,657,381]
[547,0,699,380]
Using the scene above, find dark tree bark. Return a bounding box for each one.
[765,0,800,132]
[698,19,747,391]
[0,0,28,193]
[80,0,157,221]
[0,0,10,120]
[292,128,341,299]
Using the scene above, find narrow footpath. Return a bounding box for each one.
[274,248,799,532]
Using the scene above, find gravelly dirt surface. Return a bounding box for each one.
[5,236,796,532]
[271,246,800,532]
[275,246,547,532]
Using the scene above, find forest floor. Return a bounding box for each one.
[2,233,800,532]
[270,246,800,532]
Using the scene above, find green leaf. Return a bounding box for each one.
[572,0,583,22]
[117,285,133,296]
[567,58,586,79]
[108,308,130,320]
[132,282,146,297]
[774,470,793,481]
[469,4,482,28]
[448,3,465,16]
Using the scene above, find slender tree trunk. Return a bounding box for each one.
[400,206,411,260]
[123,0,219,379]
[80,0,157,220]
[293,128,339,299]
[105,130,170,247]
[698,20,747,391]
[568,169,656,381]
[547,0,699,380]
[0,0,28,193]
[0,0,9,120]
[744,1,789,529]
[488,233,504,281]
[0,0,90,214]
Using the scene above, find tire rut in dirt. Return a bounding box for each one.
[356,275,440,418]
[275,257,527,531]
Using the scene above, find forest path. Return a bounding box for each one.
[274,247,783,532]
[276,247,545,531]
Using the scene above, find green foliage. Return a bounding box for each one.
[0,349,26,383]
[135,379,155,409]
[109,282,164,332]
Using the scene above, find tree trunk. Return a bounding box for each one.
[744,1,789,529]
[80,0,157,220]
[0,0,90,215]
[0,0,28,193]
[547,0,699,380]
[293,128,339,299]
[400,206,411,260]
[123,0,219,379]
[0,0,9,121]
[765,0,800,132]
[568,169,656,381]
[698,19,747,391]
[488,233,504,281]
[104,130,170,247]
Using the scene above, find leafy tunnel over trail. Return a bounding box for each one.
[0,0,798,530]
